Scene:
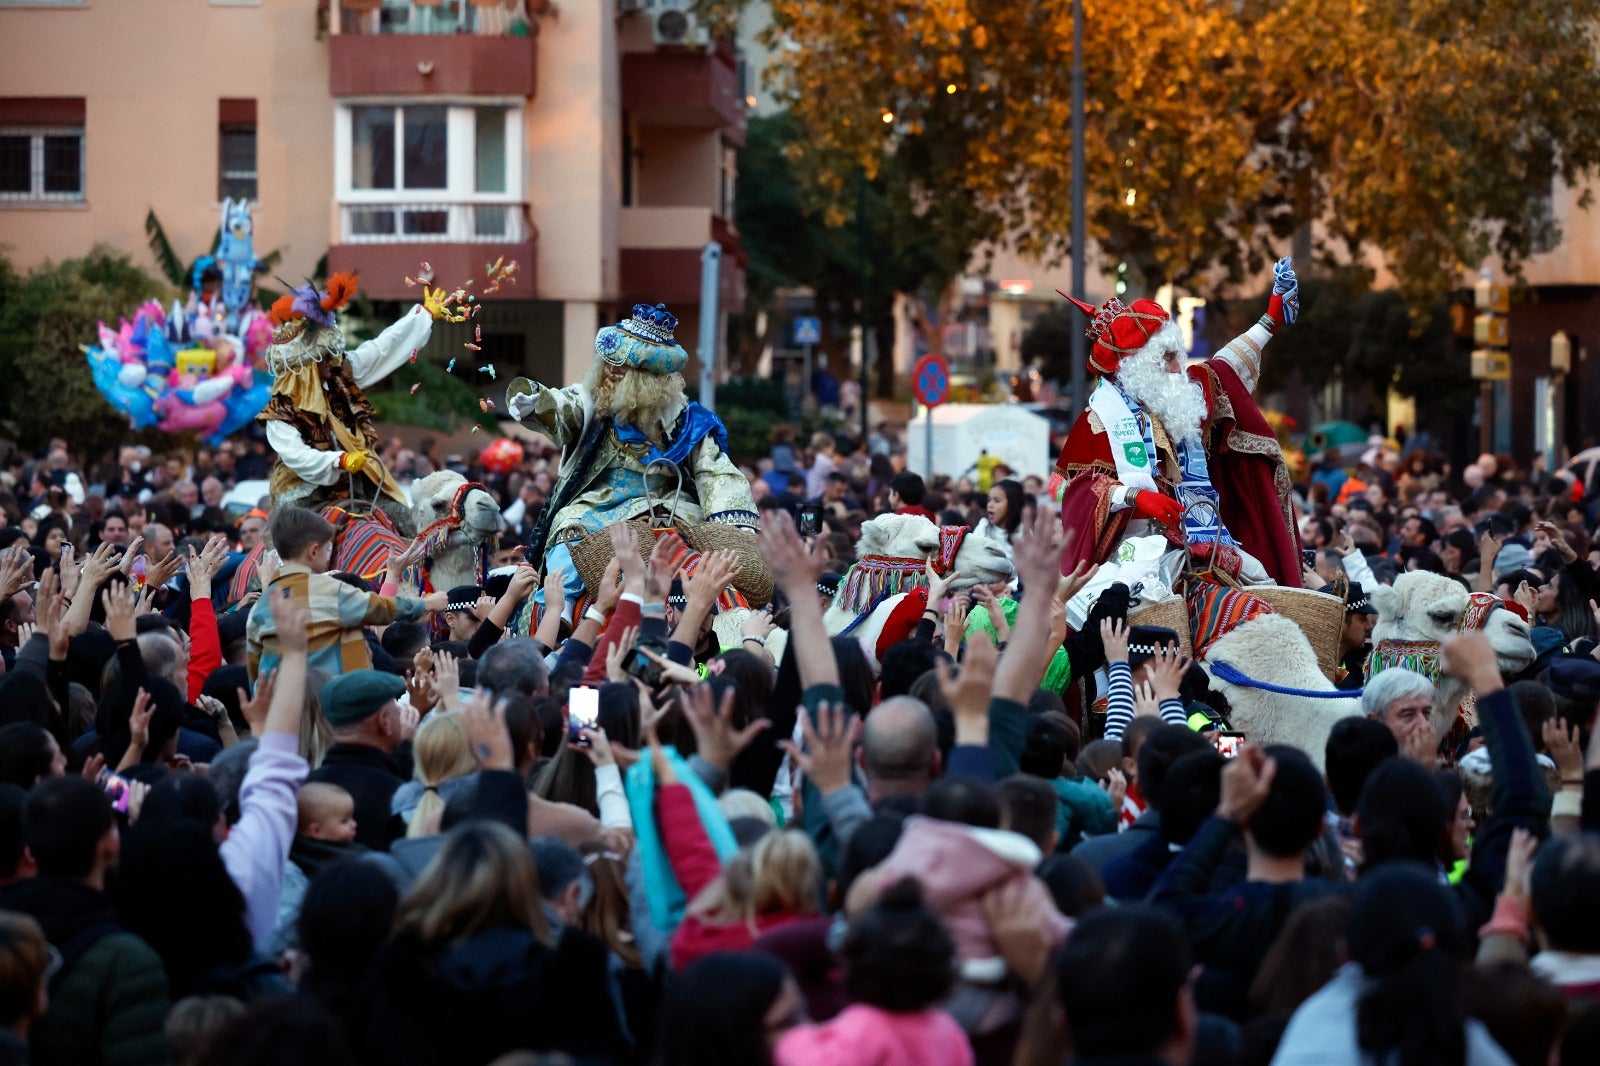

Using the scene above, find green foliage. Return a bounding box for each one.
[714,376,828,463]
[0,248,172,457]
[144,210,188,290]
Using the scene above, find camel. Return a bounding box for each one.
[1369,570,1534,738]
[821,513,1016,642]
[1200,614,1361,768]
[407,470,503,594]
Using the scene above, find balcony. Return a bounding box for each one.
[621,41,746,146]
[330,1,537,98]
[328,199,537,301]
[618,206,745,313]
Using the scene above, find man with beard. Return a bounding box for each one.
[1049,259,1303,586]
[258,273,447,536]
[503,303,758,614]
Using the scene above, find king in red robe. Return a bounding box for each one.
[1047,259,1304,587]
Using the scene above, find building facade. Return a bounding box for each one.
[0,0,745,390]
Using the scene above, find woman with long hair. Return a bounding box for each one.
[365,821,625,1065]
[1272,862,1513,1066]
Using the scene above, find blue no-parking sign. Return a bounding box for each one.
[913,354,950,407]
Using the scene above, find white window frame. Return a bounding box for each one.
[0,125,85,204]
[334,101,522,204]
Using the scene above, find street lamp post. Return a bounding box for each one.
[1068,0,1087,412]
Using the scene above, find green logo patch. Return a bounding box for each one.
[1123,442,1149,467]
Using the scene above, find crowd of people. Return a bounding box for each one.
[0,424,1598,1066]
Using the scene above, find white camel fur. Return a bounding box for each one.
[408,471,502,594]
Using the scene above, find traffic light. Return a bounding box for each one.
[1471,272,1510,381]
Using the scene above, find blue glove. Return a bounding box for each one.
[1272,257,1299,325]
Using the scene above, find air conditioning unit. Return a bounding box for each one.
[652,6,708,46]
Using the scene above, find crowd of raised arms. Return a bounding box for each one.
[0,427,1598,1066]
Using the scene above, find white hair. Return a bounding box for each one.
[1362,667,1436,718]
[717,788,777,827]
[1114,321,1207,445]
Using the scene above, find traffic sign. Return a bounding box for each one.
[913,354,950,407]
[792,316,822,346]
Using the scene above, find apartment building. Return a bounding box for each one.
[0,0,746,389]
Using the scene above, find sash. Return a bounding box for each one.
[1091,380,1236,547]
[1089,381,1157,493]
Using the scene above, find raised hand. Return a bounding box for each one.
[1218,745,1277,824]
[1149,645,1191,702]
[1440,630,1504,695]
[144,550,183,591]
[758,511,827,594]
[682,682,769,773]
[781,702,860,796]
[1542,717,1583,782]
[102,583,139,642]
[686,550,740,608]
[1100,617,1129,663]
[503,564,539,606]
[0,547,32,602]
[605,625,640,684]
[1132,680,1160,719]
[943,596,969,656]
[1011,506,1067,592]
[58,544,80,600]
[237,670,276,736]
[975,586,1011,643]
[79,541,123,591]
[188,534,230,600]
[461,689,514,770]
[593,559,624,617]
[924,559,960,609]
[937,631,997,746]
[741,608,775,643]
[609,522,645,589]
[118,537,143,574]
[430,650,462,711]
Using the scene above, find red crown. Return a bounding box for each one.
[1056,290,1171,376]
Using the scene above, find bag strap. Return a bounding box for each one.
[643,458,685,528]
[49,920,121,993]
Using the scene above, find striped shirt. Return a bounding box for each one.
[245,563,428,682]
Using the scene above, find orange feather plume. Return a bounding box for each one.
[268,294,298,326]
[321,271,359,312]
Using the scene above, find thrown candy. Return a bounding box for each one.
[471,425,481,434]
[408,348,418,363]
[478,365,496,378]
[474,324,482,341]
[465,342,481,352]
[446,358,456,373]
[479,398,496,412]
[410,383,421,394]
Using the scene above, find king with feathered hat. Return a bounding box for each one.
[505,304,760,615]
[258,274,452,535]
[1049,259,1305,586]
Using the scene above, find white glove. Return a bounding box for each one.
[506,385,537,421]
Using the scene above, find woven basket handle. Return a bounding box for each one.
[643,457,685,529]
[1184,499,1240,590]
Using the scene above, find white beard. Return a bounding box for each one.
[1114,324,1207,446]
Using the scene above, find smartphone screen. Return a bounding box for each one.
[1214,731,1247,759]
[102,772,131,815]
[568,686,600,729]
[798,505,821,537]
[1302,549,1317,570]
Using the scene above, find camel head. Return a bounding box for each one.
[855,513,1014,590]
[410,470,501,552]
[1370,571,1534,675]
[1370,571,1534,737]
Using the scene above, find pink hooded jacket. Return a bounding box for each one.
[775,1004,973,1066]
[870,815,1071,982]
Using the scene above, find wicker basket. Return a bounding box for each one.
[1126,594,1194,659]
[682,524,774,607]
[1253,585,1346,682]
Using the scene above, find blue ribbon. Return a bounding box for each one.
[1211,660,1361,699]
[614,402,729,466]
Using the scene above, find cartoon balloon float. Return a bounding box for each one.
[84,198,274,445]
